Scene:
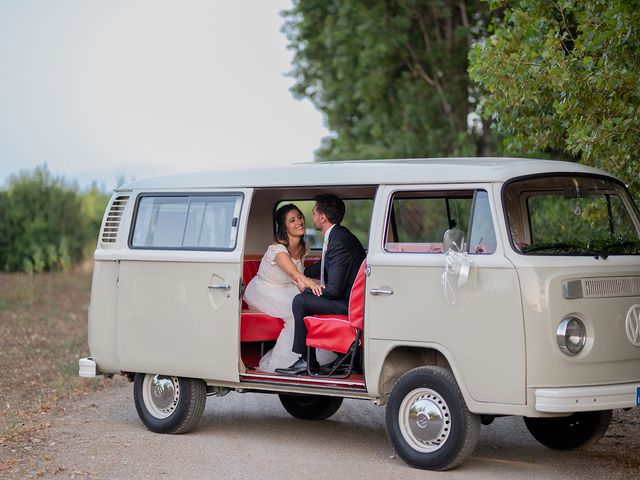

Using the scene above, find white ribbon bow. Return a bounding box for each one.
[440,231,472,305]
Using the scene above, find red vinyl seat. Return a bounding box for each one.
[303,260,366,375]
[240,311,284,342]
[240,259,283,342]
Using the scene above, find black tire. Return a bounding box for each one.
[385,366,480,471]
[278,394,343,420]
[523,410,612,450]
[133,373,206,434]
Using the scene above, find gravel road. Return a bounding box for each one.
[2,377,639,479]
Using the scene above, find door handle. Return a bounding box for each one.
[208,284,231,291]
[370,288,393,296]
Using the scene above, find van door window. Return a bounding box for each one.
[384,190,496,254]
[131,194,243,250]
[468,191,498,254]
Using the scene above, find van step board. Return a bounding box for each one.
[240,371,366,391]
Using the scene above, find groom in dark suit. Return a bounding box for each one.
[275,194,366,375]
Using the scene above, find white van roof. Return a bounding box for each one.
[118,157,611,191]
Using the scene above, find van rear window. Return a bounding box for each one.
[130,194,243,250]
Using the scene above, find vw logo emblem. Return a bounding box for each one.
[416,412,430,429]
[626,304,640,347]
[153,385,164,398]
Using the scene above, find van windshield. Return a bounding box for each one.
[503,175,640,256]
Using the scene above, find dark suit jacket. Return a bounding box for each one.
[304,224,366,304]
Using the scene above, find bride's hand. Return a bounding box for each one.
[302,276,317,289]
[292,277,306,292]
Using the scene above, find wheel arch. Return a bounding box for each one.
[372,343,472,408]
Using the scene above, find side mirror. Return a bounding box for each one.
[443,228,464,253]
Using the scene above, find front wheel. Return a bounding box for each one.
[133,373,206,434]
[385,366,480,471]
[524,410,612,450]
[278,394,343,420]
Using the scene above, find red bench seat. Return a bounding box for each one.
[241,258,283,342]
[240,310,284,342]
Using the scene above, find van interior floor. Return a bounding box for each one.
[240,369,366,392]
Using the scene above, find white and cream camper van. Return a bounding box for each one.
[80,158,640,470]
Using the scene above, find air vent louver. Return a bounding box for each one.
[583,277,640,298]
[100,196,129,244]
[563,276,640,299]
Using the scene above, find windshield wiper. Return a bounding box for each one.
[523,242,608,257]
[592,240,640,259]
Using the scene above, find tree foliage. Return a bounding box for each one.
[283,0,494,160]
[469,0,640,194]
[0,165,109,272]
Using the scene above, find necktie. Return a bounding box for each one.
[320,237,328,286]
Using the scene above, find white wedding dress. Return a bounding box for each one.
[243,243,337,372]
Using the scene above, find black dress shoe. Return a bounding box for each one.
[320,356,348,375]
[275,358,310,376]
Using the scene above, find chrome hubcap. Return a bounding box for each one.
[142,374,180,419]
[399,388,451,452]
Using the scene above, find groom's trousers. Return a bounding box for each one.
[291,291,348,356]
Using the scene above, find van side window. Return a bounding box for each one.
[384,190,495,254]
[467,191,497,254]
[131,194,243,250]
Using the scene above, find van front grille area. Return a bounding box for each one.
[100,196,129,244]
[562,277,640,299]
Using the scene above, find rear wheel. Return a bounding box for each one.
[278,394,343,420]
[133,373,206,434]
[523,410,612,450]
[385,366,480,471]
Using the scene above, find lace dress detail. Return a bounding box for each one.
[243,243,336,372]
[255,244,303,287]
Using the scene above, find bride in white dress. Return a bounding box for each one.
[243,204,336,372]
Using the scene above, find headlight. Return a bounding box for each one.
[556,317,586,355]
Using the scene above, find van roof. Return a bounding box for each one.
[118,157,611,191]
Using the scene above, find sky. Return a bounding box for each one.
[0,0,328,191]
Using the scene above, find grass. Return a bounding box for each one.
[0,269,110,441]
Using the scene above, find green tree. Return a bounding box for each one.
[469,0,640,195]
[283,0,494,160]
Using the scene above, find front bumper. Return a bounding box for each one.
[535,382,640,413]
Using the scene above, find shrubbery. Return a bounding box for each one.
[0,165,110,272]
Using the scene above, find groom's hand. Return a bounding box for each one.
[309,284,324,296]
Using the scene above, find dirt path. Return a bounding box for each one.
[1,376,639,479]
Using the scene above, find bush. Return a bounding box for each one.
[0,165,109,272]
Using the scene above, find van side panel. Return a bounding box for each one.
[88,260,119,373]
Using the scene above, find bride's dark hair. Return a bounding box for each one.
[275,204,306,249]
